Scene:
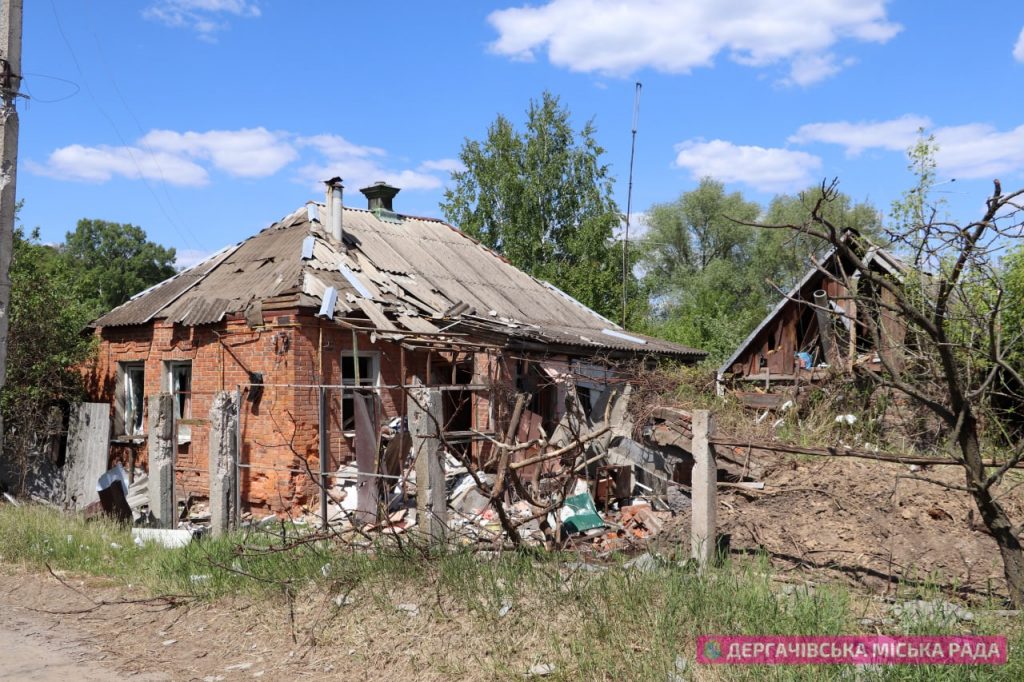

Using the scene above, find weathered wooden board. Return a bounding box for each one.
[64,403,111,509]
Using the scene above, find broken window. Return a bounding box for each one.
[341,353,378,432]
[165,361,192,442]
[123,363,145,436]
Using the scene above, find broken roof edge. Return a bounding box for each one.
[539,279,620,329]
[500,333,705,360]
[91,204,316,329]
[89,241,245,329]
[454,318,705,360]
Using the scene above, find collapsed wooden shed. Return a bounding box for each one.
[716,236,909,407]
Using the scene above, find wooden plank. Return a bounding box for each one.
[64,403,111,510]
[734,391,785,409]
[353,393,379,525]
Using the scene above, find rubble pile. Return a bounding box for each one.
[70,385,712,556]
[290,387,700,551]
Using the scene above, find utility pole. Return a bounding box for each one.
[0,0,22,455]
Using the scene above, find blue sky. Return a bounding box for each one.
[16,1,1024,266]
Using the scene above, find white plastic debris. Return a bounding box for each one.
[131,527,196,548]
[835,414,857,425]
[528,663,556,677]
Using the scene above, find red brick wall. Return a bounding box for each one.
[87,314,456,515]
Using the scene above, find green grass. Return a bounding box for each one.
[0,504,1020,680]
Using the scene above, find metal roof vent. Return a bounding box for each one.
[324,177,344,242]
[359,181,400,215]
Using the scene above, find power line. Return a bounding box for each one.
[48,0,204,251]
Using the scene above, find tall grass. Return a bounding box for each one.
[0,504,1020,680]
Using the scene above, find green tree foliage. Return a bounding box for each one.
[1005,245,1024,369]
[440,92,634,322]
[639,179,880,362]
[2,228,96,493]
[638,178,761,359]
[64,218,177,314]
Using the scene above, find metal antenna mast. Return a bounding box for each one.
[621,81,641,328]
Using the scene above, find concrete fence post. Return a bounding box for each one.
[691,409,717,568]
[147,394,175,528]
[208,391,238,537]
[409,386,446,543]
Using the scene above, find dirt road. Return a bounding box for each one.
[0,571,328,681]
[0,618,167,681]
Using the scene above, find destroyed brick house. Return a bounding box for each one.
[716,237,908,408]
[83,180,704,515]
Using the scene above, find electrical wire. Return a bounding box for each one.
[48,0,204,251]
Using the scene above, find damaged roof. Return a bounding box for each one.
[94,202,704,359]
[716,234,908,376]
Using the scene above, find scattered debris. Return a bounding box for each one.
[559,492,605,534]
[131,527,200,549]
[890,599,974,623]
[527,662,556,677]
[623,552,657,572]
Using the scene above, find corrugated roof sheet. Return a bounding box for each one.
[92,202,704,359]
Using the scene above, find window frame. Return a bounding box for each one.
[117,361,146,437]
[163,360,193,443]
[340,351,380,434]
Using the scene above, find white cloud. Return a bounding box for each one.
[27,143,209,186]
[487,0,900,85]
[295,134,385,159]
[1014,27,1024,62]
[932,124,1024,179]
[31,128,457,194]
[295,136,453,193]
[613,211,648,240]
[143,0,260,39]
[417,158,467,173]
[784,53,847,87]
[790,114,931,155]
[673,139,822,192]
[791,115,1024,179]
[141,127,297,177]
